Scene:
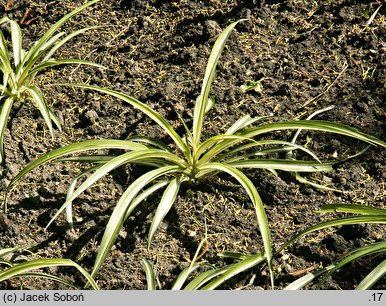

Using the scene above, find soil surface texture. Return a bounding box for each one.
[0,0,385,290]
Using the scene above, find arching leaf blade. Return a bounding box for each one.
[0,258,98,290]
[90,166,180,279]
[198,163,273,287]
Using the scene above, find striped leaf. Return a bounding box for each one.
[91,166,180,279]
[126,180,170,220]
[197,163,274,287]
[6,139,149,194]
[41,26,100,62]
[30,59,105,75]
[319,241,386,287]
[317,203,386,215]
[215,140,321,163]
[204,120,386,159]
[20,0,99,67]
[45,150,185,229]
[25,85,55,138]
[227,159,333,173]
[0,258,98,290]
[9,19,22,68]
[201,252,265,290]
[171,264,201,290]
[183,266,228,290]
[148,177,183,247]
[356,259,386,290]
[0,96,14,163]
[281,215,386,252]
[284,265,334,290]
[192,20,246,150]
[141,258,157,290]
[64,84,190,160]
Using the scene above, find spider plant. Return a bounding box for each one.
[0,247,98,289]
[0,0,103,162]
[283,203,386,290]
[6,20,386,287]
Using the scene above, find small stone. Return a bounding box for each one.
[204,20,222,39]
[84,110,99,124]
[188,230,197,237]
[281,254,289,261]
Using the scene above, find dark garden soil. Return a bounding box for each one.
[0,0,385,290]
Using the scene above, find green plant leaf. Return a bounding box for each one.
[20,0,99,68]
[243,120,386,147]
[58,155,115,163]
[45,150,185,229]
[356,259,386,290]
[16,32,66,86]
[218,251,251,261]
[41,26,101,63]
[284,202,386,290]
[204,120,386,160]
[171,264,201,290]
[240,79,263,93]
[126,135,172,152]
[201,252,265,290]
[0,1,102,163]
[47,105,62,131]
[7,140,147,191]
[227,159,333,173]
[25,85,55,138]
[183,266,228,290]
[0,258,99,290]
[317,203,386,215]
[285,242,386,290]
[5,139,151,213]
[0,84,11,96]
[280,215,386,253]
[63,165,103,226]
[196,134,262,161]
[0,25,12,74]
[60,84,190,160]
[91,166,180,279]
[30,58,105,75]
[0,247,18,259]
[141,258,157,290]
[171,238,210,290]
[9,19,22,68]
[148,177,183,247]
[11,272,78,289]
[65,174,78,226]
[126,181,170,220]
[226,115,273,134]
[293,172,340,192]
[318,241,386,287]
[216,139,320,163]
[284,265,334,290]
[289,105,335,150]
[0,96,14,163]
[197,162,273,287]
[192,19,246,150]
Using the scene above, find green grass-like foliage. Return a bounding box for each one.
[141,239,265,290]
[284,204,386,290]
[0,247,99,289]
[142,254,266,290]
[6,20,386,286]
[0,0,103,162]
